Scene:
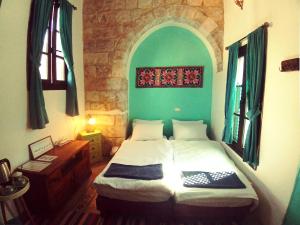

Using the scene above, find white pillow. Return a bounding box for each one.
[172,119,203,124]
[131,123,164,141]
[132,119,163,128]
[173,122,208,140]
[133,119,163,123]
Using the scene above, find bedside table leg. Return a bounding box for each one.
[0,202,7,224]
[20,197,36,225]
[13,198,36,225]
[14,199,23,221]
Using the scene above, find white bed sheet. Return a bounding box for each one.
[93,139,175,202]
[170,140,259,208]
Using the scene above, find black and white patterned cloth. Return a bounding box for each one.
[182,171,246,189]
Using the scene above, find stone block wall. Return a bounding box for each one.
[83,0,224,155]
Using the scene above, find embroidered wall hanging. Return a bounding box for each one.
[136,66,204,88]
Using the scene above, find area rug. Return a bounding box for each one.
[35,210,239,225]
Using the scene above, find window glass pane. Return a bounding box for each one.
[245,97,249,117]
[56,32,64,57]
[233,115,240,142]
[56,57,65,81]
[39,54,48,80]
[56,50,64,57]
[56,9,60,31]
[236,56,244,85]
[242,119,250,147]
[42,30,49,53]
[234,86,242,114]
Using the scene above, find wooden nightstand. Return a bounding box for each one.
[78,131,103,164]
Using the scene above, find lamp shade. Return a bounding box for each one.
[88,117,96,126]
[86,115,96,132]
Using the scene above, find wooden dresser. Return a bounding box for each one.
[18,140,91,214]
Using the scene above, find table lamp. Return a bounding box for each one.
[86,115,96,133]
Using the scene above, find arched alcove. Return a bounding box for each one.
[128,26,214,136]
[83,1,224,151]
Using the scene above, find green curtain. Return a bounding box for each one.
[222,42,240,143]
[243,26,267,167]
[60,0,79,116]
[28,0,52,129]
[283,166,300,225]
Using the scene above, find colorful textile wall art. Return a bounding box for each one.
[136,66,204,88]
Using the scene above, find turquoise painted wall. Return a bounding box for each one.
[129,26,213,136]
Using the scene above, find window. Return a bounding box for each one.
[39,1,66,90]
[224,26,267,168]
[228,45,250,156]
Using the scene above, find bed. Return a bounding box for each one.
[93,134,175,218]
[170,139,259,221]
[94,119,258,221]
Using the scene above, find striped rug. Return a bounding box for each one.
[36,210,239,225]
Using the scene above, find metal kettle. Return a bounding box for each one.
[0,158,11,185]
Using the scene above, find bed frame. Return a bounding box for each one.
[96,195,252,222]
[173,203,252,222]
[95,136,254,222]
[96,196,173,220]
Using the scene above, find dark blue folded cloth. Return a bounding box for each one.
[104,163,163,180]
[182,171,246,189]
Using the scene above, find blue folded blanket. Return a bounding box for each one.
[182,171,246,189]
[104,163,163,180]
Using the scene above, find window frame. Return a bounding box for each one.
[41,0,67,90]
[228,45,249,157]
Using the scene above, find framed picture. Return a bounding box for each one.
[29,136,54,159]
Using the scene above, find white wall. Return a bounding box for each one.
[0,0,85,170]
[211,0,300,225]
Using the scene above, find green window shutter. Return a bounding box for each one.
[283,167,300,225]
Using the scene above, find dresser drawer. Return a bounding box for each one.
[47,170,63,192]
[48,173,73,209]
[89,142,99,151]
[82,134,101,142]
[90,151,102,164]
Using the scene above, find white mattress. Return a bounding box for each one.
[93,139,175,202]
[170,140,259,208]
